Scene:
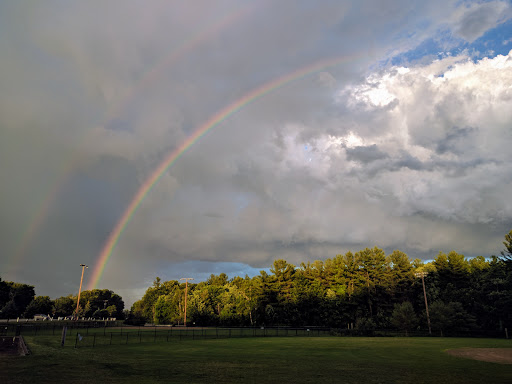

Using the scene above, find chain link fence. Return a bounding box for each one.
[70,326,333,348]
[1,321,507,348]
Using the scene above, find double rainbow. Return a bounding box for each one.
[88,53,365,289]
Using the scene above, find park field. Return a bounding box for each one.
[1,335,511,383]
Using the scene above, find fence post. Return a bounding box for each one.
[154,327,156,342]
[93,334,96,348]
[126,333,129,344]
[229,329,231,338]
[74,333,78,348]
[110,332,113,345]
[167,330,169,342]
[61,326,68,347]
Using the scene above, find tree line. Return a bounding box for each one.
[0,282,125,320]
[128,230,512,334]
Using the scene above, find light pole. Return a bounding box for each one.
[180,278,194,326]
[415,271,431,335]
[75,264,88,320]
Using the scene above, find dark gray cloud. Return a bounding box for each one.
[436,126,477,155]
[452,1,511,42]
[346,144,388,163]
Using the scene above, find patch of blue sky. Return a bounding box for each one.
[158,260,270,282]
[468,18,512,57]
[390,18,512,67]
[390,38,446,66]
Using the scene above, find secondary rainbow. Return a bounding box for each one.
[7,6,253,280]
[88,53,366,289]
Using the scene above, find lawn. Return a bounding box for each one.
[1,335,511,383]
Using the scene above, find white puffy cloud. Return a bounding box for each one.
[337,50,512,225]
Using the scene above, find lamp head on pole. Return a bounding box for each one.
[79,264,89,268]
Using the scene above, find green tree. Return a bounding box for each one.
[270,259,295,283]
[92,309,109,319]
[23,296,53,318]
[77,289,125,318]
[126,239,512,331]
[0,278,10,309]
[153,296,170,324]
[500,230,512,265]
[388,250,414,303]
[106,305,117,317]
[390,301,418,336]
[207,273,228,287]
[52,296,74,317]
[1,282,35,317]
[0,299,18,318]
[429,301,476,336]
[128,300,146,325]
[83,301,93,317]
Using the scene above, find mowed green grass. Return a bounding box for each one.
[1,335,511,384]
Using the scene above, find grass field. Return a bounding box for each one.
[1,335,511,383]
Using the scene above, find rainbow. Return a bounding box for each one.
[7,6,254,280]
[88,53,366,289]
[104,5,254,122]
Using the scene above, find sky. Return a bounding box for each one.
[1,0,512,308]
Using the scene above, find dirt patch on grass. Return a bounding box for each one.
[0,336,29,356]
[446,348,512,364]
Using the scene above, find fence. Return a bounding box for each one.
[0,320,120,337]
[69,326,332,348]
[61,327,512,349]
[331,328,508,338]
[1,322,508,347]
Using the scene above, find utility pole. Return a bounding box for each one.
[75,264,88,320]
[415,271,431,335]
[180,278,194,326]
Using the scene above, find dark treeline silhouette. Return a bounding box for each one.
[128,231,512,334]
[0,281,125,320]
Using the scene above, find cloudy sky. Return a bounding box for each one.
[1,1,512,306]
